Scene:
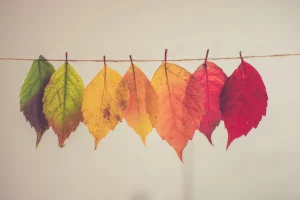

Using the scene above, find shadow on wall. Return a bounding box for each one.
[129,145,195,200]
[183,141,195,200]
[130,192,151,200]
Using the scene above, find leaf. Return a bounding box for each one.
[220,54,268,149]
[82,65,129,149]
[193,60,227,144]
[19,55,55,148]
[151,61,205,161]
[123,62,158,145]
[42,61,85,147]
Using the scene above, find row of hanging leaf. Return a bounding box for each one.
[19,49,268,162]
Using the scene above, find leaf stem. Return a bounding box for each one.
[103,55,107,75]
[204,49,209,66]
[103,55,107,67]
[164,49,168,63]
[240,51,246,75]
[239,51,244,62]
[130,55,136,74]
[130,55,133,67]
[65,51,68,76]
[38,57,42,84]
[66,52,68,64]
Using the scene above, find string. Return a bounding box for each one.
[0,53,299,63]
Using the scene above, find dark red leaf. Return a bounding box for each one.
[220,53,268,149]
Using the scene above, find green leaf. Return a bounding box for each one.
[19,55,55,148]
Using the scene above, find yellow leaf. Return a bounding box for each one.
[123,62,158,145]
[82,65,129,149]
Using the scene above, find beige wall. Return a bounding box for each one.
[1,0,300,199]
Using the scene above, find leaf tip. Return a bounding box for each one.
[226,132,237,149]
[226,139,233,150]
[205,135,214,146]
[179,157,184,163]
[35,133,43,149]
[94,138,100,150]
[58,139,66,148]
[140,136,147,146]
[176,149,184,162]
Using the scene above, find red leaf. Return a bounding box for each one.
[193,57,227,144]
[220,52,268,149]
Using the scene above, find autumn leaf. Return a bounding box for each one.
[82,59,129,149]
[42,53,85,147]
[220,52,268,149]
[19,55,55,148]
[123,56,158,145]
[151,50,205,161]
[193,50,227,144]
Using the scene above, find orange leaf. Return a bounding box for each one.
[123,61,158,145]
[151,60,205,161]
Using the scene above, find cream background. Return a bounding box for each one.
[1,0,300,199]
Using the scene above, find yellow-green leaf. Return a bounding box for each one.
[43,61,85,147]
